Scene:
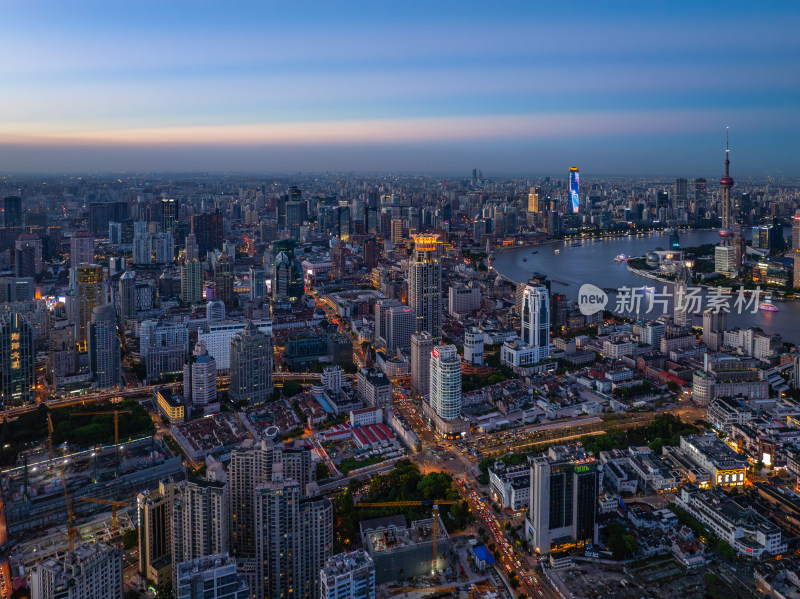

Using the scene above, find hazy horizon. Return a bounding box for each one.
[2,1,799,175]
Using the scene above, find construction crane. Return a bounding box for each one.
[79,498,128,532]
[47,413,55,473]
[59,462,76,551]
[355,500,458,575]
[70,410,131,477]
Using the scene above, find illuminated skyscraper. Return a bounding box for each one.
[569,167,580,213]
[0,312,34,407]
[527,188,540,213]
[72,264,105,351]
[408,234,442,343]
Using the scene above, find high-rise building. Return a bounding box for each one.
[214,252,235,310]
[793,214,800,289]
[715,245,737,278]
[429,345,462,421]
[181,259,203,305]
[673,262,692,327]
[673,178,688,216]
[183,341,217,408]
[191,210,224,256]
[174,554,249,599]
[520,285,550,363]
[527,188,540,213]
[229,322,273,404]
[569,167,580,213]
[88,304,121,389]
[185,232,200,262]
[390,219,404,245]
[15,233,42,274]
[463,327,484,366]
[408,234,442,343]
[703,308,727,352]
[255,480,333,599]
[319,551,376,599]
[119,269,137,322]
[693,178,707,220]
[249,267,268,301]
[2,196,22,228]
[71,264,105,351]
[161,197,177,233]
[0,312,35,407]
[525,445,599,555]
[70,230,94,267]
[138,482,180,588]
[172,480,229,569]
[374,299,403,349]
[31,543,123,599]
[410,332,433,397]
[386,306,415,355]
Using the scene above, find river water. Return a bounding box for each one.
[491,229,800,344]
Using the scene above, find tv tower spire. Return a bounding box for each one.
[719,127,734,240]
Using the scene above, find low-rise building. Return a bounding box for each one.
[488,462,530,511]
[677,485,787,559]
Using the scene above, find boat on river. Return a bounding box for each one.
[758,296,779,312]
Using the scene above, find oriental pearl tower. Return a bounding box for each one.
[719,127,735,243]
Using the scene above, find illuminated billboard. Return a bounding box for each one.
[569,167,580,213]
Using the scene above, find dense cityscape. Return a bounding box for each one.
[3,2,800,599]
[0,156,798,599]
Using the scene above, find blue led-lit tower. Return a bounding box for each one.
[569,167,580,213]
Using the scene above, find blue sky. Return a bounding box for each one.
[2,1,798,175]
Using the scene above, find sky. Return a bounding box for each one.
[1,1,799,176]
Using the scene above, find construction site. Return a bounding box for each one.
[0,434,184,539]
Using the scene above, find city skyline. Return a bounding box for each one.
[2,1,799,174]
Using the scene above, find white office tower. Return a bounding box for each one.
[463,327,484,366]
[408,234,442,343]
[410,332,433,397]
[430,345,462,420]
[320,551,376,599]
[206,300,226,324]
[703,309,727,352]
[526,446,599,555]
[184,341,217,408]
[715,245,737,278]
[172,480,230,570]
[673,262,692,327]
[323,365,345,394]
[255,480,333,599]
[31,543,123,599]
[175,554,248,599]
[520,285,550,363]
[88,304,121,389]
